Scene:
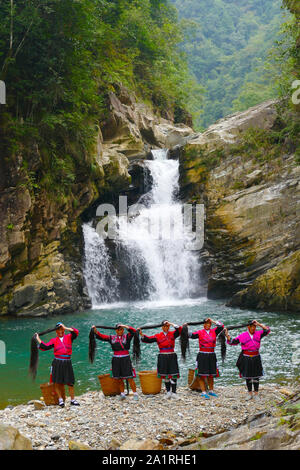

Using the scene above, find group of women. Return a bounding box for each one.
[31,317,270,407]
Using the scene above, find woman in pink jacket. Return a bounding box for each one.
[225,320,270,400]
[188,318,224,399]
[35,322,80,408]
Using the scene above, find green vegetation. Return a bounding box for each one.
[172,0,285,129]
[271,1,300,104]
[230,116,300,164]
[0,0,195,199]
[250,431,266,441]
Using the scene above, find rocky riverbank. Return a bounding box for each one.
[0,383,299,450]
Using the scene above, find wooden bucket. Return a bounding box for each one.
[138,370,162,395]
[188,368,202,390]
[40,383,66,406]
[98,374,121,396]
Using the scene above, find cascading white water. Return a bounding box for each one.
[82,223,119,304]
[83,149,201,305]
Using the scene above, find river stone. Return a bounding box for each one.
[0,424,32,450]
[119,438,163,450]
[68,440,93,450]
[280,387,295,398]
[33,400,46,410]
[108,437,121,449]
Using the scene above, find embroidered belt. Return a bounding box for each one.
[243,350,259,357]
[54,355,71,360]
[113,351,129,357]
[159,348,174,353]
[199,347,215,352]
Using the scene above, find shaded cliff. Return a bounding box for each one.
[179,100,300,312]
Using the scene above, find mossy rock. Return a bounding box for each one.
[230,250,300,312]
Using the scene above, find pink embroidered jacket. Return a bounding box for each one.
[227,328,270,353]
[189,322,224,352]
[39,328,79,359]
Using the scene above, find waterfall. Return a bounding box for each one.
[82,224,119,304]
[83,149,201,306]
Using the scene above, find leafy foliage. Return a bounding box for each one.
[0,0,194,197]
[172,0,285,129]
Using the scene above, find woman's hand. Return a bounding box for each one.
[35,333,41,344]
[224,328,230,340]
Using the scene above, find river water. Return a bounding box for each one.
[0,299,299,408]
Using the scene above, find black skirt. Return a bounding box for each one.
[157,353,179,379]
[196,352,218,377]
[51,358,75,385]
[111,356,135,379]
[236,352,263,379]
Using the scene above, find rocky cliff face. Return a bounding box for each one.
[179,100,300,312]
[0,87,193,316]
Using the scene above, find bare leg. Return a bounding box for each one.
[117,379,125,393]
[54,383,63,399]
[68,385,75,400]
[208,376,214,391]
[128,378,136,393]
[199,377,206,393]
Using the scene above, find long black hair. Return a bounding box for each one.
[180,321,206,362]
[29,327,58,381]
[217,321,254,364]
[88,325,126,364]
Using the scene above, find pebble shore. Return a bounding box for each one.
[0,383,288,450]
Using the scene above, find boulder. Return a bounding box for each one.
[252,428,295,450]
[0,424,32,450]
[186,100,278,151]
